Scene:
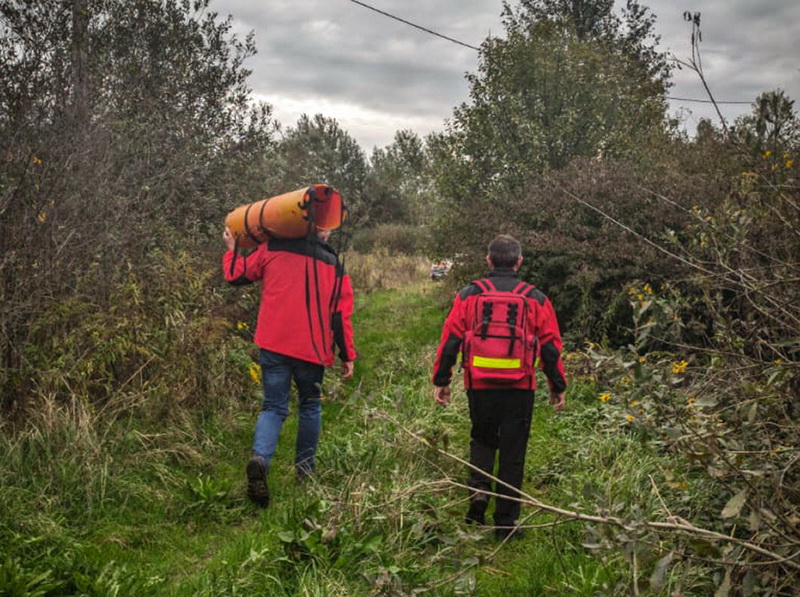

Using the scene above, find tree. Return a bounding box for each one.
[427,0,671,259]
[268,114,369,228]
[364,130,430,225]
[457,0,668,179]
[0,0,276,411]
[733,89,800,156]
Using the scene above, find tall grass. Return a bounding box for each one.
[345,249,431,292]
[0,250,742,595]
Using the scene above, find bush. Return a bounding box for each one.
[4,248,256,421]
[350,224,427,255]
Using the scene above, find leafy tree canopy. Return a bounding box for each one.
[365,130,429,226]
[267,113,368,227]
[427,0,672,261]
[733,89,800,156]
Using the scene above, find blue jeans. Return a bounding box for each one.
[253,349,325,475]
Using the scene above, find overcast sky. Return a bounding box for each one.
[211,0,800,151]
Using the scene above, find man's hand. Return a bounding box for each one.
[223,227,236,251]
[434,385,451,406]
[550,390,566,411]
[340,360,354,381]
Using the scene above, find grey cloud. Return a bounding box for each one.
[215,0,800,146]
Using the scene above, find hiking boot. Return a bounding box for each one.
[296,461,314,485]
[494,526,525,542]
[465,493,489,526]
[246,456,270,507]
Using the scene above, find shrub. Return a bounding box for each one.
[350,224,427,255]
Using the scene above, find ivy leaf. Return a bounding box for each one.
[714,569,732,597]
[747,402,758,424]
[742,569,756,597]
[649,552,674,592]
[721,490,747,518]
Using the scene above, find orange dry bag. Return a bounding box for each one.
[225,184,346,248]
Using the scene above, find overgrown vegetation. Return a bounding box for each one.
[2,0,799,594]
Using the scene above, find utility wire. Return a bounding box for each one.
[666,96,751,105]
[347,0,756,107]
[347,0,480,51]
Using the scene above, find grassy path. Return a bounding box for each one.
[0,279,643,596]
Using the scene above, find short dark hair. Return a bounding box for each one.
[488,234,521,268]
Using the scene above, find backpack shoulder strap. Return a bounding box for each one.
[511,282,531,295]
[522,284,547,306]
[473,278,494,293]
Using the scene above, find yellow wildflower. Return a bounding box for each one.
[672,360,688,374]
[638,356,647,363]
[237,321,249,331]
[687,397,697,405]
[248,362,261,385]
[764,150,772,157]
[625,415,634,422]
[600,393,611,402]
[643,283,652,294]
[32,156,42,165]
[787,160,794,168]
[631,400,640,406]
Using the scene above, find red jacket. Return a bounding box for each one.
[433,269,566,391]
[223,237,356,366]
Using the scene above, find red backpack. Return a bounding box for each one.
[462,279,538,387]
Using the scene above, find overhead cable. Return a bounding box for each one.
[346,0,756,107]
[347,0,480,51]
[666,96,751,105]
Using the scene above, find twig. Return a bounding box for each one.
[649,473,673,519]
[378,409,800,571]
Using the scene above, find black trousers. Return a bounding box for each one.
[467,388,535,527]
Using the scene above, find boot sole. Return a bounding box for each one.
[246,458,270,507]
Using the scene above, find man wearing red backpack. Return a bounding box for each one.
[432,234,566,540]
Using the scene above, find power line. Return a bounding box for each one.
[347,0,480,51]
[666,96,751,105]
[347,0,755,107]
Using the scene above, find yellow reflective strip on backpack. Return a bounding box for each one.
[472,356,521,369]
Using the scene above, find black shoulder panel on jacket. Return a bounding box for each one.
[458,282,484,300]
[267,238,338,267]
[525,287,547,306]
[490,276,522,292]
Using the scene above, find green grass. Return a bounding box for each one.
[0,277,692,596]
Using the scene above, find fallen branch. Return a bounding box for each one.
[378,409,800,572]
